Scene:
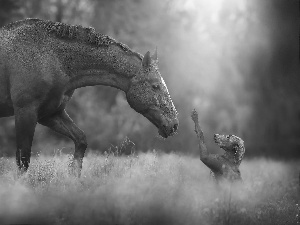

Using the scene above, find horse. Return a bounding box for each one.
[0,18,179,176]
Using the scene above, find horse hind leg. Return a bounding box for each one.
[38,109,87,177]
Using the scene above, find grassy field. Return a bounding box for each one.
[0,151,299,225]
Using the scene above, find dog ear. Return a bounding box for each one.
[233,144,239,154]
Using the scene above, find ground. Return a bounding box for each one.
[0,151,299,225]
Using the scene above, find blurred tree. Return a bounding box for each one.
[22,0,94,24]
[0,0,22,27]
[243,0,300,157]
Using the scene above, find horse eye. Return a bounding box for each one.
[152,84,160,90]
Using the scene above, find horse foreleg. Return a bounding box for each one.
[38,109,87,177]
[14,106,38,171]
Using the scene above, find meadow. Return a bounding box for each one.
[0,151,299,225]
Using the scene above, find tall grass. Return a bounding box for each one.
[0,151,299,225]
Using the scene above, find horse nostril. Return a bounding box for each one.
[173,123,178,132]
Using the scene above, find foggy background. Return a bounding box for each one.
[0,0,299,158]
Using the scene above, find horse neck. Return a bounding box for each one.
[62,42,142,93]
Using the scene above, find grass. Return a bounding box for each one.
[0,151,299,225]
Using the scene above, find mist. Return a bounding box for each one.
[0,153,298,224]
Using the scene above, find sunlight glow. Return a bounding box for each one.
[164,0,265,135]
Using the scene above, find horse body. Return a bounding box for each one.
[0,19,179,175]
[0,21,72,118]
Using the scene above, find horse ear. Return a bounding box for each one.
[151,47,158,60]
[142,51,151,67]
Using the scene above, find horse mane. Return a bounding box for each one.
[5,18,143,60]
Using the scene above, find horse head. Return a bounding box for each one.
[126,49,179,138]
